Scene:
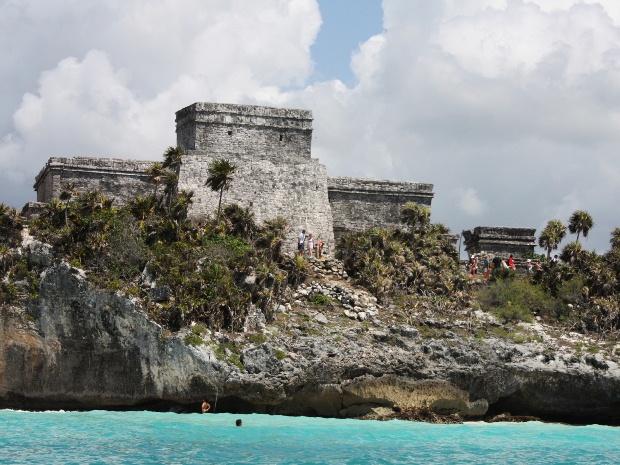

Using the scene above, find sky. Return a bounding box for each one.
[1,0,619,256]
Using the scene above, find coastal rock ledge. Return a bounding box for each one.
[2,262,620,425]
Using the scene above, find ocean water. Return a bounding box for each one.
[1,410,619,465]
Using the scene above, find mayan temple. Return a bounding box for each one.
[31,102,435,248]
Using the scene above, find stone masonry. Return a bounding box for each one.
[328,177,434,243]
[461,226,537,258]
[175,103,334,246]
[34,157,154,205]
[32,102,435,249]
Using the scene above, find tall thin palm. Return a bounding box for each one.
[538,219,567,262]
[146,162,165,196]
[162,171,179,213]
[171,190,194,223]
[205,159,237,223]
[162,146,185,175]
[568,210,594,243]
[59,182,79,226]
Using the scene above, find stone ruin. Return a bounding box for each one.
[461,226,537,259]
[30,102,435,249]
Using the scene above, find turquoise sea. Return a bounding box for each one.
[1,410,619,464]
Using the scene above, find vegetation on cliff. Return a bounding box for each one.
[1,149,619,344]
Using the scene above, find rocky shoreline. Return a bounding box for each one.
[1,239,620,425]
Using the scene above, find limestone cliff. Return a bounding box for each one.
[2,251,620,424]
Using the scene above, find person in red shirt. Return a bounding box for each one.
[508,254,515,269]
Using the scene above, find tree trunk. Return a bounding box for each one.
[216,188,223,223]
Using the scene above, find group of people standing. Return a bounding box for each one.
[297,229,324,258]
[469,253,541,278]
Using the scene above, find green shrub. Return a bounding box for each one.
[477,278,560,323]
[0,282,18,304]
[308,293,332,306]
[9,261,30,281]
[215,341,243,370]
[247,332,268,345]
[184,333,204,347]
[273,349,287,360]
[191,324,208,336]
[336,226,463,302]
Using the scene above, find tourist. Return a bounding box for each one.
[491,255,503,275]
[469,255,477,277]
[508,254,515,270]
[316,240,324,258]
[526,259,533,275]
[201,399,211,413]
[483,254,490,279]
[298,229,306,256]
[236,419,242,427]
[550,255,558,266]
[307,234,314,257]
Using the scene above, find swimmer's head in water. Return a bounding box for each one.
[235,419,242,426]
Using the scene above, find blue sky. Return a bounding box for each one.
[313,0,383,85]
[1,0,620,256]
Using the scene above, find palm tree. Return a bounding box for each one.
[400,201,431,237]
[255,216,288,261]
[59,182,79,226]
[146,162,166,196]
[560,241,584,265]
[41,199,66,229]
[222,204,256,240]
[77,191,112,223]
[171,190,194,223]
[568,210,594,243]
[162,146,185,175]
[162,171,179,213]
[128,195,158,227]
[0,203,23,247]
[205,159,237,223]
[538,219,567,263]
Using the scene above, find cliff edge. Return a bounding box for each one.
[2,243,619,425]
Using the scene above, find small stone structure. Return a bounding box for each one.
[175,103,334,244]
[34,157,154,205]
[32,102,435,248]
[328,177,434,243]
[461,226,536,258]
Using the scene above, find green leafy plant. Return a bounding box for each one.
[308,293,332,306]
[247,332,268,345]
[477,278,562,323]
[184,333,204,347]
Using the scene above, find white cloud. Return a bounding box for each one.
[458,188,488,216]
[1,0,620,257]
[292,0,620,254]
[0,0,321,206]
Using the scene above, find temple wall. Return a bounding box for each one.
[328,177,435,243]
[33,158,154,205]
[178,151,334,248]
[176,102,312,158]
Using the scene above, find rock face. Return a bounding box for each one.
[2,261,620,424]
